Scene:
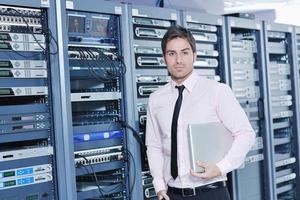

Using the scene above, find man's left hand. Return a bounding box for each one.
[190,161,222,179]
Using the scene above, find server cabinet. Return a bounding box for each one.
[294,26,300,200]
[0,0,68,199]
[295,27,300,98]
[225,16,270,200]
[64,0,132,199]
[126,5,179,200]
[263,22,300,200]
[180,11,228,83]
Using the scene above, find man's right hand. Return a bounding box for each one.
[157,190,170,200]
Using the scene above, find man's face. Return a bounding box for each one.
[163,37,196,84]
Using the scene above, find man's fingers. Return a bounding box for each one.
[190,170,210,179]
[159,193,170,200]
[190,169,208,179]
[157,190,170,200]
[190,169,201,177]
[197,161,209,168]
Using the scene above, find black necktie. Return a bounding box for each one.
[171,85,185,179]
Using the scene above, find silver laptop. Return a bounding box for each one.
[188,122,233,173]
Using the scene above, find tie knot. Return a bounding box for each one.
[175,85,185,94]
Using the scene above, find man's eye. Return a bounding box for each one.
[183,51,189,55]
[168,52,175,56]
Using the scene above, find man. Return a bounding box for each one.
[146,25,255,200]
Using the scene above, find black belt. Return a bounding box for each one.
[168,181,226,197]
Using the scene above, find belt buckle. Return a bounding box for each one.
[182,188,196,197]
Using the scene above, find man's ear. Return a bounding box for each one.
[163,54,167,65]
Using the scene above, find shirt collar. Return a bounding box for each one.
[170,70,199,93]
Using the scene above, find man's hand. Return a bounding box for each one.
[190,161,222,179]
[157,190,169,200]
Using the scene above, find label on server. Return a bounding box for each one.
[137,56,165,67]
[272,110,293,119]
[0,60,46,69]
[275,157,296,168]
[0,69,47,78]
[135,27,167,39]
[0,146,53,162]
[138,85,161,97]
[231,40,256,52]
[71,92,122,102]
[0,173,52,190]
[0,41,45,51]
[196,49,219,57]
[0,164,52,179]
[186,22,217,32]
[136,75,170,83]
[0,33,45,43]
[194,58,218,68]
[268,42,286,51]
[0,113,49,125]
[0,121,50,134]
[244,154,264,164]
[270,79,291,91]
[268,31,286,39]
[232,56,255,65]
[275,173,296,184]
[0,86,48,97]
[272,100,292,107]
[132,17,171,27]
[233,69,259,81]
[233,86,259,99]
[192,32,217,42]
[269,63,291,75]
[134,45,162,54]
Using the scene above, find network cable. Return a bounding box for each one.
[5,7,58,56]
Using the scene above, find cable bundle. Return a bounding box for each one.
[73,47,126,82]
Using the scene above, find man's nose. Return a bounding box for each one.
[176,54,182,63]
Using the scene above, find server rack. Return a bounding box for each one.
[64,0,132,199]
[263,22,300,200]
[180,11,228,84]
[225,16,270,200]
[295,26,300,95]
[294,26,300,200]
[126,5,179,200]
[0,0,68,199]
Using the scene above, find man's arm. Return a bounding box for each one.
[146,95,168,194]
[215,83,256,175]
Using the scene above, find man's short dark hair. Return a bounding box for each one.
[161,25,196,55]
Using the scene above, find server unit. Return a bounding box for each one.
[65,1,131,199]
[180,11,228,83]
[0,1,61,199]
[225,16,269,200]
[263,22,300,200]
[126,5,179,200]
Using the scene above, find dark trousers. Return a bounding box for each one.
[167,186,231,200]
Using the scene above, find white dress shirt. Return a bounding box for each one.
[146,70,255,193]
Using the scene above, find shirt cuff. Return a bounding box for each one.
[216,159,232,176]
[153,178,167,194]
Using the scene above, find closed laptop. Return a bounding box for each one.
[188,122,234,173]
